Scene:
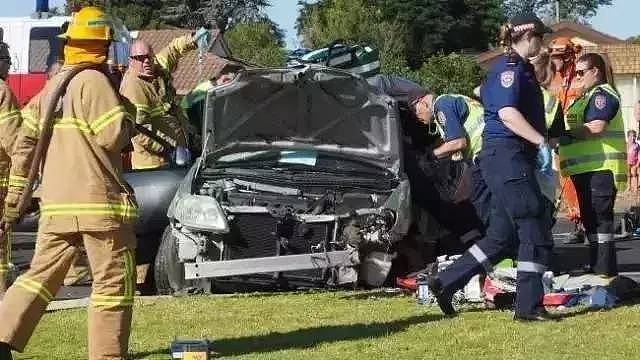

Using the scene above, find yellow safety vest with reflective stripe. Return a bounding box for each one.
[434,95,485,159]
[542,88,559,129]
[559,83,626,190]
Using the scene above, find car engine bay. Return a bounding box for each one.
[171,164,408,290]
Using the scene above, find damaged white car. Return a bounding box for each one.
[154,66,412,294]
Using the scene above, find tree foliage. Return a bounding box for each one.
[502,0,613,22]
[226,22,286,67]
[157,0,270,30]
[66,0,165,29]
[65,0,276,32]
[374,0,504,68]
[410,53,485,97]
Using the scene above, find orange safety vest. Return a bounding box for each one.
[551,65,584,224]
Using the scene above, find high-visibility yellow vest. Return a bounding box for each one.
[542,88,559,129]
[558,83,627,190]
[434,94,485,159]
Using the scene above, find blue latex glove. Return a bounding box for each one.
[536,141,552,176]
[193,27,210,50]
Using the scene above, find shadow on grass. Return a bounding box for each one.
[339,290,411,301]
[131,313,442,358]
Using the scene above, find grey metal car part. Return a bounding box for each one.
[184,250,355,279]
[232,179,301,196]
[202,66,401,172]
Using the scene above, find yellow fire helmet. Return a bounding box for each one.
[59,6,112,41]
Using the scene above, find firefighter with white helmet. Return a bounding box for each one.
[0,7,137,359]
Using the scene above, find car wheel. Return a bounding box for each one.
[154,225,208,295]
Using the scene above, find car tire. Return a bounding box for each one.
[154,225,208,295]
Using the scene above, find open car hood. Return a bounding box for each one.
[202,66,401,172]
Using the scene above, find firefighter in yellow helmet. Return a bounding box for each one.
[120,28,210,170]
[0,42,22,297]
[0,7,137,360]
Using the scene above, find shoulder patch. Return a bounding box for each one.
[500,70,515,88]
[594,93,607,110]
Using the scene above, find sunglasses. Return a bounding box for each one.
[0,57,11,66]
[130,55,151,62]
[575,68,593,77]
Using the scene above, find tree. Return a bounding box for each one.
[66,0,275,31]
[502,0,613,22]
[411,53,485,97]
[226,22,286,67]
[66,0,168,29]
[159,0,270,31]
[374,0,504,68]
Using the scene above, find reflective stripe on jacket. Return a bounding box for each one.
[559,83,626,190]
[10,67,137,232]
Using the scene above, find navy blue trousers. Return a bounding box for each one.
[438,138,553,316]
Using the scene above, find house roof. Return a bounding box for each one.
[135,29,233,95]
[552,21,624,45]
[582,44,640,75]
[475,21,624,69]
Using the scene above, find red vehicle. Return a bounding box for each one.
[0,12,69,106]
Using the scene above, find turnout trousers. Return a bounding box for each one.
[571,170,617,276]
[438,138,553,316]
[0,230,11,295]
[0,225,136,360]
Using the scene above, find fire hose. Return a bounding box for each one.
[0,65,106,236]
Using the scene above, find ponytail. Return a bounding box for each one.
[499,23,513,50]
[500,23,518,62]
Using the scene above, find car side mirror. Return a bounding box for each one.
[173,146,192,167]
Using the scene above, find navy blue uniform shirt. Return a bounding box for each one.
[480,53,546,139]
[433,95,469,141]
[585,87,619,123]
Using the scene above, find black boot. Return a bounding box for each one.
[0,342,12,360]
[426,275,456,316]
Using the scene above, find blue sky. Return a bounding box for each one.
[4,0,638,49]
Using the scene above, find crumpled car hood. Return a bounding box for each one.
[202,66,401,171]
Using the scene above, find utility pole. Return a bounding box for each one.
[555,0,560,23]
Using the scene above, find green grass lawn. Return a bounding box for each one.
[13,290,640,359]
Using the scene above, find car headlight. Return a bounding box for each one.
[173,195,230,233]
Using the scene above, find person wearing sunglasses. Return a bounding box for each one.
[0,42,21,299]
[120,27,210,171]
[557,53,626,277]
[427,14,556,322]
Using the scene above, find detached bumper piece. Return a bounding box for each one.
[184,251,355,280]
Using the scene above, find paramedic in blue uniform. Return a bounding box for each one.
[369,75,484,246]
[428,94,491,228]
[427,14,556,321]
[557,53,626,276]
